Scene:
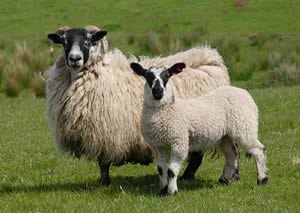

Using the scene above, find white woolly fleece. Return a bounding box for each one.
[46,46,229,165]
[142,86,260,153]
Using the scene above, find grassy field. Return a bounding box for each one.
[0,86,300,212]
[1,0,300,97]
[0,0,300,212]
[1,0,300,52]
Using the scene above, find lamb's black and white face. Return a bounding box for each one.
[48,28,107,71]
[130,62,186,101]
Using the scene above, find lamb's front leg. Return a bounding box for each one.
[97,158,111,186]
[167,145,188,195]
[156,149,169,196]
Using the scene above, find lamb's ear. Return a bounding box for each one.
[91,31,107,43]
[130,63,147,77]
[168,63,186,76]
[48,33,63,44]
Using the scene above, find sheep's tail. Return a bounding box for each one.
[186,45,226,68]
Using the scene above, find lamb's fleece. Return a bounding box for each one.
[143,86,259,153]
[46,46,229,165]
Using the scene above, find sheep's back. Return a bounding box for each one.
[138,46,229,98]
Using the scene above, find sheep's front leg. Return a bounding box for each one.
[97,159,111,186]
[156,148,169,196]
[167,145,188,195]
[180,151,203,180]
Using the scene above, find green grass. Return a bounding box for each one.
[0,86,300,212]
[0,0,300,211]
[1,0,300,97]
[0,0,300,52]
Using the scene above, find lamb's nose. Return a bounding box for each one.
[69,54,82,62]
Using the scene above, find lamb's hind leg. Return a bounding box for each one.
[180,151,204,180]
[218,136,240,185]
[97,159,111,186]
[247,140,268,185]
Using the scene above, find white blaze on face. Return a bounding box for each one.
[149,67,165,89]
[67,41,84,71]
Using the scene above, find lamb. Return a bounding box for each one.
[46,26,232,186]
[130,62,269,196]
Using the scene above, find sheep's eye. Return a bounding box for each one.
[84,40,90,48]
[63,40,68,48]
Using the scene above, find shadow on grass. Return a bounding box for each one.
[0,175,218,196]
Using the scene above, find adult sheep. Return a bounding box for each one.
[46,26,232,186]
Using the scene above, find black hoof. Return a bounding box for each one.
[100,177,111,187]
[233,173,240,181]
[219,176,229,185]
[160,185,169,196]
[257,177,268,185]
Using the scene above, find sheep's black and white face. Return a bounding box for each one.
[130,62,186,101]
[48,28,107,72]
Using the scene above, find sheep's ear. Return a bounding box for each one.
[168,63,186,75]
[91,31,107,43]
[48,33,63,44]
[130,63,147,77]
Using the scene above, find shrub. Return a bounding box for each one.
[32,73,46,98]
[1,42,50,97]
[3,60,31,96]
[265,48,300,86]
[248,33,267,48]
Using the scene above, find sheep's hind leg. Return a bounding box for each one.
[218,136,240,185]
[97,159,111,186]
[180,151,203,180]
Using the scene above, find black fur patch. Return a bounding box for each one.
[144,72,156,87]
[158,166,163,176]
[159,70,171,86]
[167,169,175,179]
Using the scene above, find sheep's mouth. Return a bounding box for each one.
[71,64,81,69]
[153,93,163,100]
[69,63,83,71]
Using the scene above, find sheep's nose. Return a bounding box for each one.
[69,54,82,62]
